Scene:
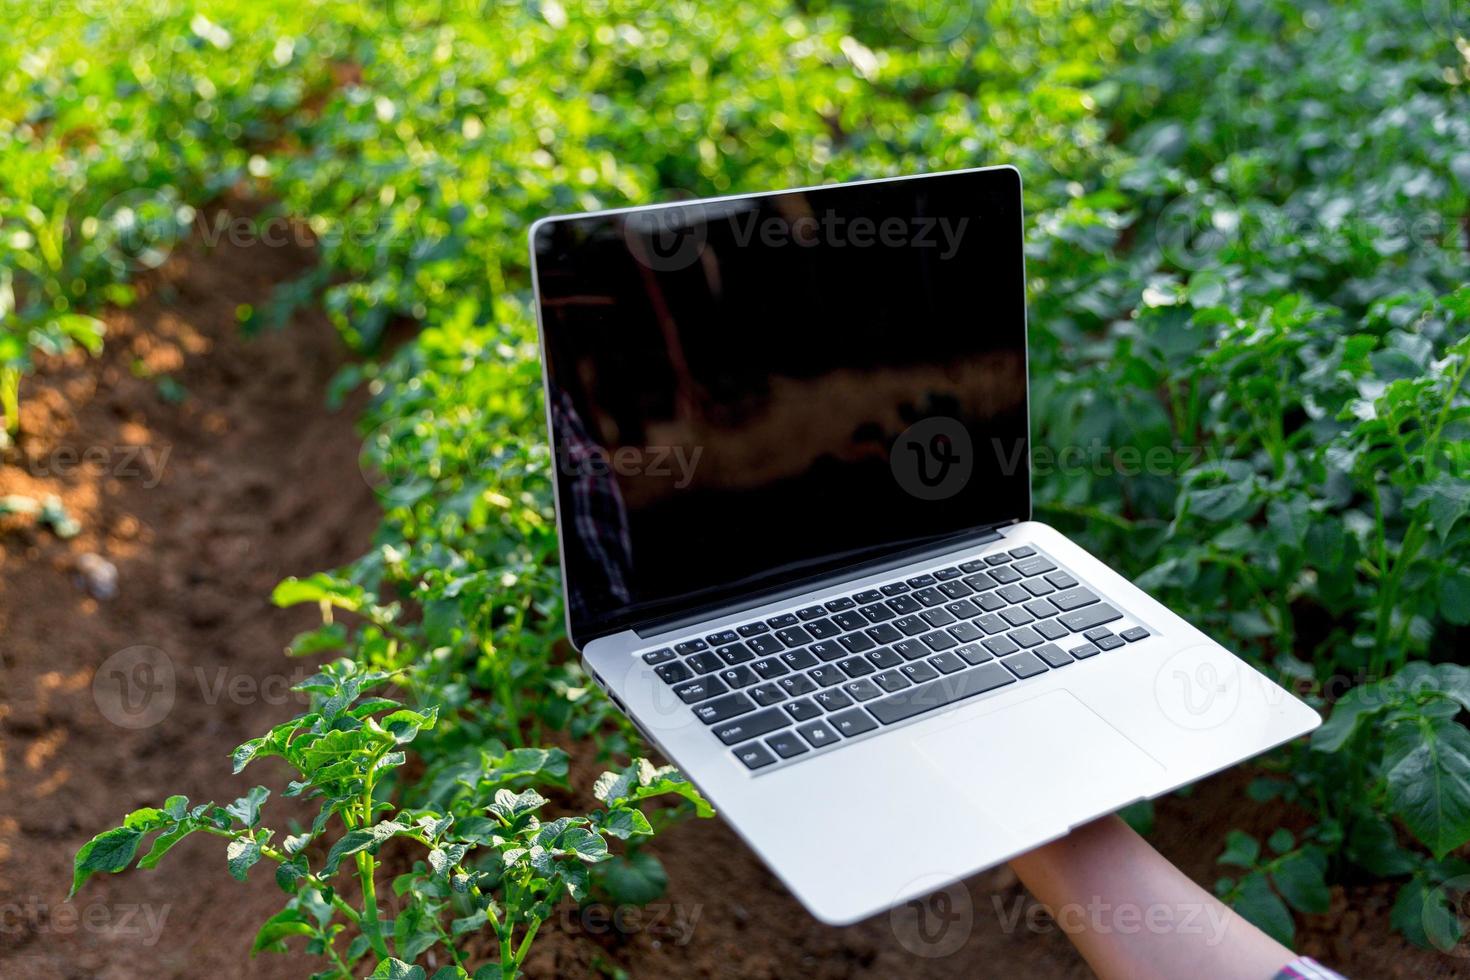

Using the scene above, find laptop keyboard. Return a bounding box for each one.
[637,546,1152,773]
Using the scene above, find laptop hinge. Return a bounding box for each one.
[633,522,1013,639]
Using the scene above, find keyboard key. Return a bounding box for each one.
[1002,652,1048,679]
[714,708,790,745]
[865,623,904,645]
[780,649,818,671]
[868,662,1015,725]
[746,635,784,657]
[906,574,937,588]
[860,603,896,623]
[894,614,929,636]
[887,595,923,615]
[872,669,911,692]
[673,676,728,703]
[829,708,880,737]
[1022,579,1056,597]
[956,643,993,665]
[806,618,842,639]
[1121,627,1151,642]
[983,636,1019,657]
[1051,587,1101,612]
[920,608,958,628]
[796,605,827,621]
[934,567,964,581]
[894,638,929,661]
[938,580,973,600]
[1069,643,1101,659]
[854,589,883,604]
[716,643,756,665]
[913,587,947,607]
[808,665,845,687]
[1084,627,1113,642]
[1034,644,1073,668]
[749,682,786,706]
[1095,634,1126,651]
[751,657,789,680]
[920,630,958,651]
[1008,627,1043,648]
[733,742,776,770]
[776,626,815,648]
[766,731,809,758]
[928,652,966,674]
[687,651,722,674]
[976,614,1008,635]
[796,721,840,748]
[1045,571,1078,589]
[984,553,1013,566]
[1035,619,1070,641]
[719,666,758,688]
[1008,546,1036,559]
[959,559,987,573]
[948,621,984,643]
[990,566,1022,584]
[737,621,771,637]
[784,698,823,721]
[809,640,846,662]
[838,632,877,653]
[767,613,799,629]
[901,661,940,683]
[642,648,675,665]
[656,661,692,684]
[694,693,755,724]
[1060,604,1122,632]
[833,611,868,631]
[779,674,818,697]
[866,647,903,669]
[880,582,911,596]
[945,599,982,619]
[815,687,855,711]
[705,629,739,646]
[997,584,1031,604]
[978,592,1007,611]
[842,679,883,702]
[1014,557,1056,577]
[962,572,997,592]
[1000,607,1035,627]
[824,597,856,612]
[837,656,875,678]
[675,639,708,655]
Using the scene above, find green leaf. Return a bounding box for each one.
[70,826,144,897]
[1408,478,1470,543]
[488,788,547,824]
[598,806,653,841]
[556,826,609,863]
[1231,871,1295,946]
[252,907,316,955]
[227,837,263,881]
[1273,849,1330,915]
[287,622,350,657]
[322,821,409,874]
[1384,716,1470,859]
[1311,683,1388,753]
[1440,570,1470,626]
[225,786,270,828]
[369,959,426,980]
[595,851,668,905]
[139,823,197,870]
[1218,830,1260,868]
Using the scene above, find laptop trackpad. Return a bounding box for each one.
[912,689,1165,836]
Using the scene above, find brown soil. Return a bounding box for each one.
[0,221,1458,979]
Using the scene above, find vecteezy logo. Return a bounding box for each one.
[93,645,176,729]
[890,873,973,958]
[1154,192,1240,273]
[1415,0,1469,45]
[1153,644,1242,731]
[891,417,973,501]
[622,203,708,272]
[95,188,193,274]
[1423,873,1470,958]
[892,0,980,44]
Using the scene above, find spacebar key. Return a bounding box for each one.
[867,663,1015,725]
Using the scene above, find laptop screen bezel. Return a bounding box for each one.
[529,166,1032,649]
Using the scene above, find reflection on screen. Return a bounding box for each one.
[533,169,1029,645]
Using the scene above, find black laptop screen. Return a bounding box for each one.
[532,168,1030,647]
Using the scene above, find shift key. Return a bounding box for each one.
[713,708,791,745]
[1059,603,1122,633]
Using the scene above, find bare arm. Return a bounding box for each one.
[1008,815,1296,980]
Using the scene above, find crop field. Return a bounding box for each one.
[2,0,1469,977]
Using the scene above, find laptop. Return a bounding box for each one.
[528,166,1319,925]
